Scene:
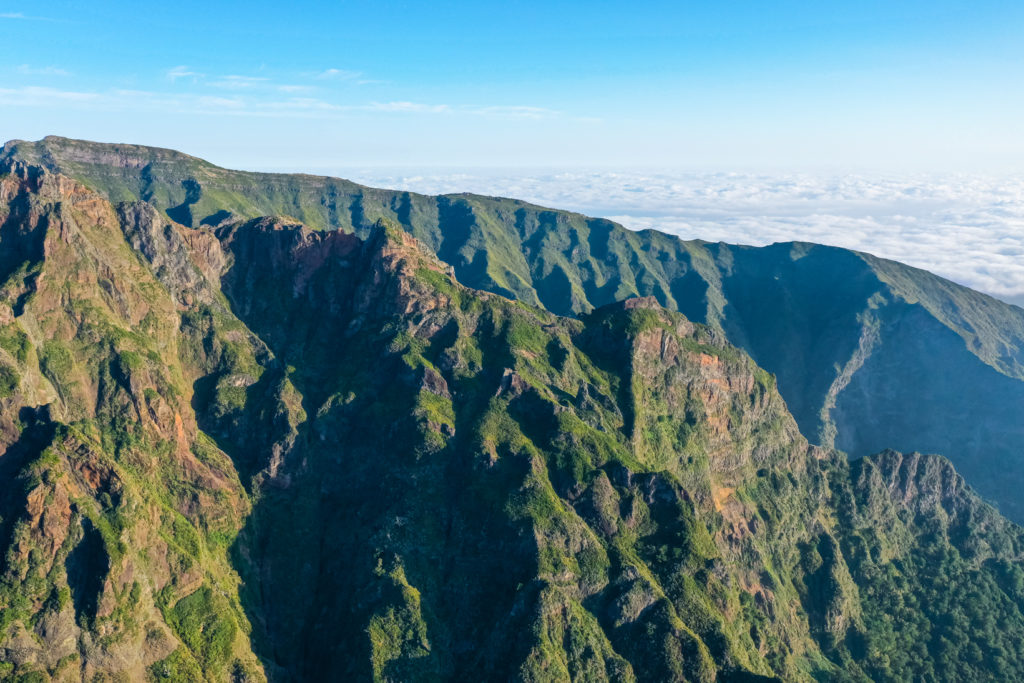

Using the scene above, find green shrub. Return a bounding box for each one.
[505,316,547,353]
[0,363,19,398]
[0,326,31,364]
[148,646,203,682]
[165,586,238,673]
[40,340,74,385]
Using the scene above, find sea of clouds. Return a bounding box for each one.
[338,169,1024,307]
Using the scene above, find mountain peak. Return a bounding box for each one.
[620,295,662,311]
[7,137,1024,526]
[2,138,1024,681]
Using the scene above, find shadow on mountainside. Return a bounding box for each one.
[199,224,541,680]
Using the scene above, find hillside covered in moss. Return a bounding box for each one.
[1,146,1024,682]
[5,136,1024,527]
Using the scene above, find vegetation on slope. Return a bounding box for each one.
[6,136,1024,526]
[1,153,1023,682]
[0,163,266,681]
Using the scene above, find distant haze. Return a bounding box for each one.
[330,168,1024,308]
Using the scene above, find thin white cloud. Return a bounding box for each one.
[167,65,202,81]
[0,85,341,118]
[196,95,245,109]
[264,97,343,112]
[0,86,99,104]
[315,68,361,81]
[363,102,560,117]
[369,101,451,113]
[0,81,562,126]
[208,75,270,90]
[163,66,381,94]
[470,105,558,119]
[1,11,53,20]
[16,64,70,76]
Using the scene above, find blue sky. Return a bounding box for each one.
[1,0,1023,170]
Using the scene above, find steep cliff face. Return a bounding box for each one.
[6,136,1024,527]
[1,158,1024,682]
[705,242,1024,524]
[830,450,1024,680]
[0,161,265,681]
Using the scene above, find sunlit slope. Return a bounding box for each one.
[1,156,1024,681]
[6,136,1024,525]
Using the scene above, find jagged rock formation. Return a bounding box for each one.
[1,148,1024,682]
[0,160,261,681]
[5,136,1024,526]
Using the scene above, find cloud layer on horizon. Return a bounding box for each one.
[337,169,1024,307]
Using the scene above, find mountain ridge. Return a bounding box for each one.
[5,136,1024,526]
[1,156,1024,681]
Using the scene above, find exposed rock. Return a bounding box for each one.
[0,149,1022,683]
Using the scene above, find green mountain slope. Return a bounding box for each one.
[1,156,1024,681]
[5,136,1024,525]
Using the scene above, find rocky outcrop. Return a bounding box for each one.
[8,136,1024,528]
[1,157,1023,682]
